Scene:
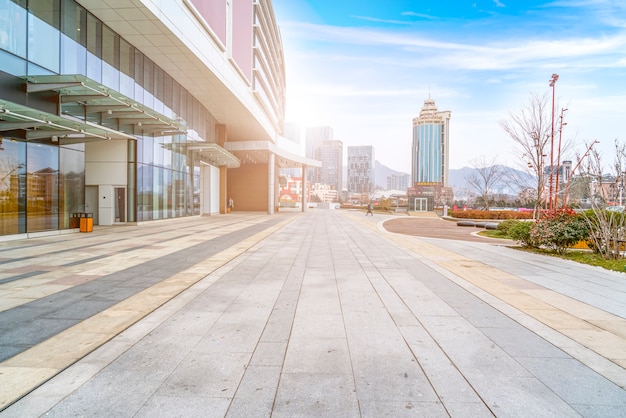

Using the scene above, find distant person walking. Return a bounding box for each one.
[366,203,374,216]
[228,197,234,213]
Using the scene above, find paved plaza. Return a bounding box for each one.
[0,210,625,417]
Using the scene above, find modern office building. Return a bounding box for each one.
[315,139,343,193]
[411,99,451,186]
[0,0,318,238]
[304,125,333,185]
[347,145,375,194]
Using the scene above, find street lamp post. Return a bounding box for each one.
[549,73,559,211]
[554,108,567,208]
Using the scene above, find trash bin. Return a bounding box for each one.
[70,213,81,228]
[79,213,93,233]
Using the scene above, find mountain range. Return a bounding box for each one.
[374,161,532,195]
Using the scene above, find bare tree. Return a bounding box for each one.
[466,156,507,210]
[499,92,553,218]
[578,140,626,259]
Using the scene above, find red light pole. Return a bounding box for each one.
[548,73,559,211]
[554,108,567,208]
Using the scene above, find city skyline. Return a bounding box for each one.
[273,0,626,174]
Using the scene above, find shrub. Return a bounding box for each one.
[451,210,533,220]
[509,221,535,247]
[497,219,521,235]
[530,208,589,254]
[581,208,626,259]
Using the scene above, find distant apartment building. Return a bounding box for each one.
[387,174,410,191]
[411,99,451,186]
[311,183,339,203]
[347,146,375,194]
[315,140,343,193]
[279,177,310,207]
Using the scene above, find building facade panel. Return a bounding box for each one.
[0,0,298,238]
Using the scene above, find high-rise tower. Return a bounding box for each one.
[411,99,451,187]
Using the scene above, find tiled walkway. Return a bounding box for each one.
[1,210,625,417]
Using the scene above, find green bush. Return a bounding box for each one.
[497,219,521,235]
[509,221,534,247]
[530,208,589,254]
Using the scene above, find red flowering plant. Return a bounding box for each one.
[529,208,589,254]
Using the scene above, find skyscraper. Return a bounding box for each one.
[305,126,334,184]
[316,140,343,193]
[411,99,451,186]
[347,146,375,194]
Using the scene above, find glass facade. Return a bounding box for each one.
[0,0,219,235]
[415,123,443,184]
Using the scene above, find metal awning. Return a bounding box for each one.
[164,142,240,168]
[0,74,186,145]
[0,99,136,145]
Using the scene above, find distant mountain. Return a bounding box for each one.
[449,166,534,195]
[357,161,533,195]
[375,161,409,188]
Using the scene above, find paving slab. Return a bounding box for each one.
[1,211,625,417]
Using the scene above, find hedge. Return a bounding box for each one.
[451,210,533,220]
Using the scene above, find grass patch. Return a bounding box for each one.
[515,247,626,273]
[477,230,626,273]
[477,230,509,239]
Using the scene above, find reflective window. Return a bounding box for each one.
[59,145,85,229]
[27,12,60,72]
[26,143,59,232]
[0,138,26,235]
[0,49,27,75]
[85,13,101,80]
[61,34,86,74]
[61,0,85,45]
[0,0,27,58]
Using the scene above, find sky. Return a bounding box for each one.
[272,0,626,174]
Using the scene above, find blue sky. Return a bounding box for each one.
[272,0,626,173]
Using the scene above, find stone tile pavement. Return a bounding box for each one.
[0,210,625,417]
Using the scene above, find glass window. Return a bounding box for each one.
[61,34,86,75]
[59,145,85,229]
[26,143,59,232]
[152,165,162,219]
[119,37,133,76]
[101,24,118,68]
[143,57,154,108]
[0,49,26,75]
[0,0,27,58]
[28,11,60,72]
[27,61,55,75]
[61,0,85,45]
[142,135,154,165]
[29,0,60,27]
[0,138,26,235]
[86,12,101,57]
[101,24,119,89]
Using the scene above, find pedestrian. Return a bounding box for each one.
[228,197,234,213]
[366,203,373,216]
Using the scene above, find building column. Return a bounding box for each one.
[216,124,228,214]
[301,164,307,212]
[268,153,275,214]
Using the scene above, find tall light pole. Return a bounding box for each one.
[554,108,567,207]
[549,73,559,211]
